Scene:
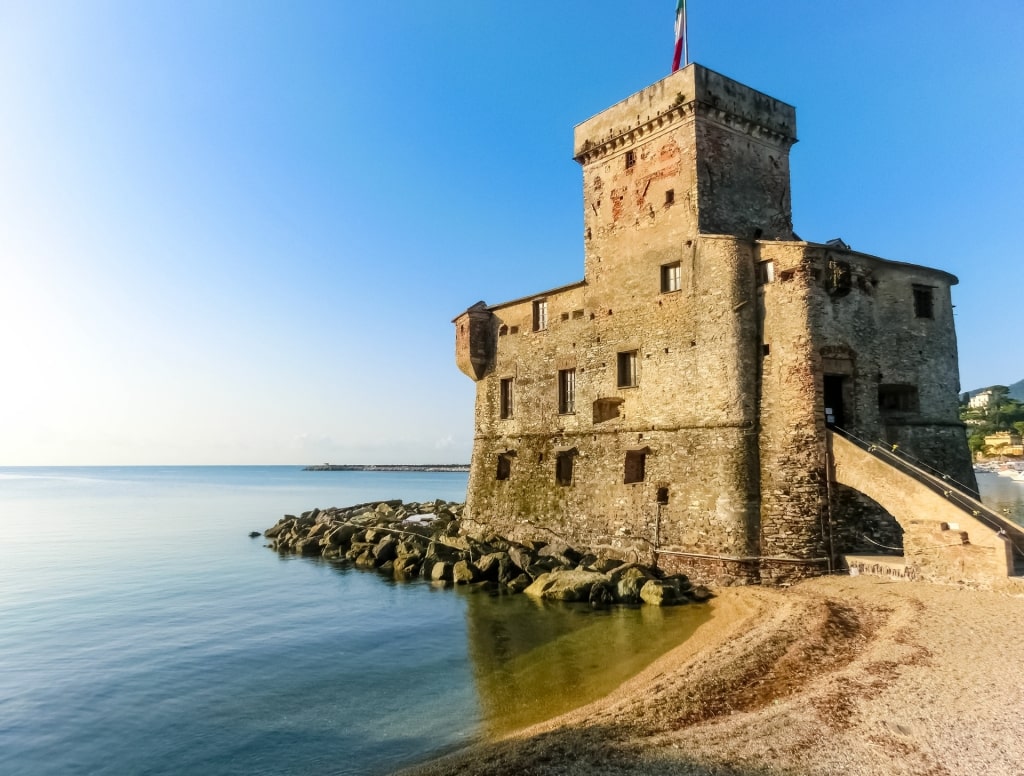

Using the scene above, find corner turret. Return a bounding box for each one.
[454,302,495,381]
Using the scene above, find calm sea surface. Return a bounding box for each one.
[0,467,711,776]
[976,471,1024,527]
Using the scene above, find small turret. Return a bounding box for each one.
[454,301,495,381]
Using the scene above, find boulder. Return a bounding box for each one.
[326,524,359,547]
[396,538,426,558]
[526,556,564,578]
[496,556,521,586]
[430,561,452,582]
[475,552,504,581]
[537,541,583,565]
[505,574,532,593]
[522,572,553,598]
[346,541,372,559]
[354,550,377,569]
[639,579,680,606]
[507,545,535,574]
[452,560,478,585]
[419,556,436,580]
[688,584,715,602]
[426,541,461,564]
[294,538,322,557]
[591,557,625,574]
[373,536,398,564]
[523,569,608,602]
[303,522,327,540]
[264,520,292,539]
[614,566,651,603]
[663,574,693,597]
[392,555,421,578]
[589,582,615,609]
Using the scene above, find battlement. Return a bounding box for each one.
[573,63,796,164]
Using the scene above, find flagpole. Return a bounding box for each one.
[683,0,689,66]
[672,0,688,73]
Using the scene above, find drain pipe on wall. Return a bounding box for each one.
[654,501,662,568]
[823,432,836,573]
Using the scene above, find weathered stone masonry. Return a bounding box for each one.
[454,64,975,586]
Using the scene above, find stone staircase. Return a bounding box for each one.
[828,430,1024,589]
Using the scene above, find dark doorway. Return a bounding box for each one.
[823,374,846,429]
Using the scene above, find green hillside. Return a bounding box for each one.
[966,379,1024,401]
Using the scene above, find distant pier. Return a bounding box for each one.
[303,464,469,472]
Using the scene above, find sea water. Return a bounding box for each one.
[0,467,710,776]
[976,472,1024,527]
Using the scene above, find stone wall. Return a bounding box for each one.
[801,244,973,487]
[462,235,764,584]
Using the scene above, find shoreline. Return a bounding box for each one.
[399,575,1024,775]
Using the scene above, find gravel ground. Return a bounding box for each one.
[399,575,1024,776]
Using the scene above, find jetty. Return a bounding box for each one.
[302,464,469,472]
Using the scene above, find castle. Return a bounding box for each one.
[454,64,976,585]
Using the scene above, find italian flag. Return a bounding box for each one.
[672,0,687,72]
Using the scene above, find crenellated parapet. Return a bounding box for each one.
[573,63,797,165]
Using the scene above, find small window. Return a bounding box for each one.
[625,150,636,169]
[509,325,519,335]
[496,454,512,481]
[664,189,675,205]
[879,384,919,415]
[661,262,681,293]
[913,285,934,319]
[826,260,852,297]
[498,324,508,336]
[532,300,548,331]
[756,260,775,285]
[656,486,669,505]
[499,378,514,419]
[558,369,576,415]
[593,397,623,424]
[624,450,646,484]
[560,312,569,322]
[572,309,584,319]
[617,351,638,388]
[556,451,574,486]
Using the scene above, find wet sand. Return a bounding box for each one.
[400,575,1024,775]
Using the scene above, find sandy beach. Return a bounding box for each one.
[402,575,1024,775]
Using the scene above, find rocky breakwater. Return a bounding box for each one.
[264,499,713,607]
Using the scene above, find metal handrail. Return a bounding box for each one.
[829,426,1024,568]
[838,427,980,499]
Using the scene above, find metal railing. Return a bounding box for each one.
[829,426,1024,575]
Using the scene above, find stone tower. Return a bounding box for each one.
[454,64,973,585]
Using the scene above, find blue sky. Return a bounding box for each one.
[1,1,1021,465]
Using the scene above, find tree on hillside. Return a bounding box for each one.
[968,433,986,457]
